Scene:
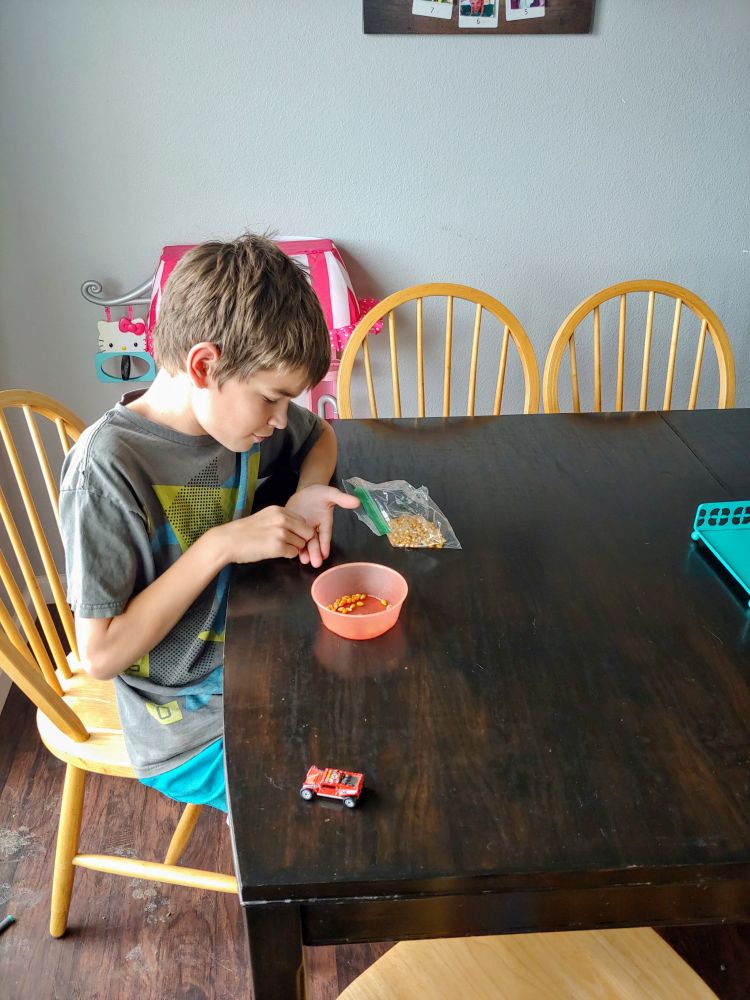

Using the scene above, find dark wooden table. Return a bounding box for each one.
[225,410,750,1000]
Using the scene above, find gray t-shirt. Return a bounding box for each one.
[59,390,322,778]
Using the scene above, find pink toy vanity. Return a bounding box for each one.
[145,239,381,419]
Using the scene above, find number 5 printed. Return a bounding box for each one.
[505,0,545,21]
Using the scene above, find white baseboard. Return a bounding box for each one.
[0,573,67,718]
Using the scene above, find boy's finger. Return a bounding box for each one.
[317,518,333,560]
[283,527,310,549]
[316,486,360,509]
[306,532,323,568]
[284,516,316,542]
[333,492,360,509]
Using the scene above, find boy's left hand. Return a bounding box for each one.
[285,485,360,568]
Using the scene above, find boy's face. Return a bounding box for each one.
[193,365,311,452]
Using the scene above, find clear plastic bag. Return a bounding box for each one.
[343,477,461,549]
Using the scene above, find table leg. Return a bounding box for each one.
[243,903,306,1000]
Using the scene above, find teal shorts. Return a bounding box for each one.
[140,737,227,812]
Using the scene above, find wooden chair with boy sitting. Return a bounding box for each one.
[0,389,236,940]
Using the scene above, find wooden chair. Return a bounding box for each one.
[0,389,236,939]
[340,926,718,999]
[543,280,735,413]
[336,283,540,418]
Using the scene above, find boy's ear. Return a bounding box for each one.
[186,343,221,388]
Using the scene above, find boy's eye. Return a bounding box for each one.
[263,396,279,405]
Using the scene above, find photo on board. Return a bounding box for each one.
[458,1,499,29]
[413,0,455,19]
[505,0,546,21]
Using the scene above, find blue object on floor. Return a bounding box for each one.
[691,501,750,607]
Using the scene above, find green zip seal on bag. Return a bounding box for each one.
[344,479,390,535]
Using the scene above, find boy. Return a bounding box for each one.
[59,234,359,812]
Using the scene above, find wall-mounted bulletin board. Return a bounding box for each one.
[364,1,594,35]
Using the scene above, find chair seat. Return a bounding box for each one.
[36,662,135,777]
[339,927,718,1000]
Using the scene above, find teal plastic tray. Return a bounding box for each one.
[692,501,750,607]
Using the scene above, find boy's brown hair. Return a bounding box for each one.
[152,234,331,387]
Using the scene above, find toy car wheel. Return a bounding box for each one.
[343,797,357,809]
[300,788,314,801]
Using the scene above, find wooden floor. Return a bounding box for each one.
[0,685,748,999]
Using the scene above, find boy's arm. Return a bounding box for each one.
[295,419,337,490]
[285,421,359,568]
[76,504,316,681]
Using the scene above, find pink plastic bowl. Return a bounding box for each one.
[311,562,408,640]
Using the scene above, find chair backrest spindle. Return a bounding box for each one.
[616,294,627,411]
[467,304,483,417]
[662,298,683,410]
[492,326,511,416]
[543,280,735,414]
[388,311,402,417]
[593,307,602,412]
[338,283,540,419]
[639,290,656,410]
[0,628,88,742]
[416,298,425,417]
[55,417,73,456]
[443,296,454,416]
[569,334,581,413]
[0,390,85,681]
[24,407,62,528]
[0,549,63,692]
[0,412,77,658]
[688,319,708,410]
[362,336,378,418]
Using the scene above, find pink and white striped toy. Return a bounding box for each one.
[146,239,381,353]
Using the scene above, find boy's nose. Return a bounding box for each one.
[268,401,290,431]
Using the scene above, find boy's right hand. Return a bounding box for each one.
[213,505,316,564]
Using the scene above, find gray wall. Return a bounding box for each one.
[0,2,747,714]
[0,0,748,417]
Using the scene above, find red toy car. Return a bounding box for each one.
[299,765,364,808]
